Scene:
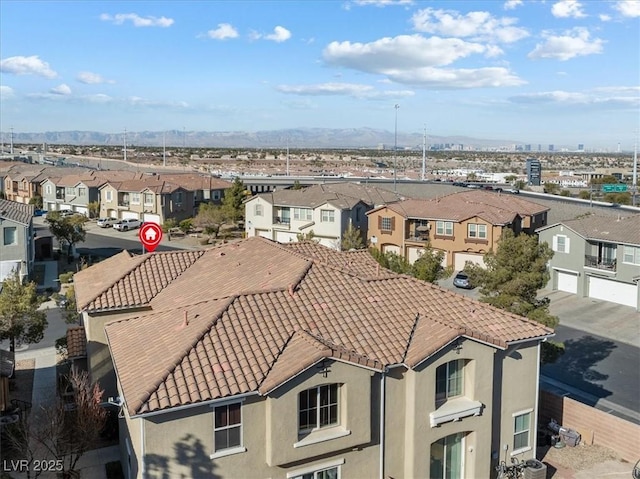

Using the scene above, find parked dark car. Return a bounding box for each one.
[453,272,473,289]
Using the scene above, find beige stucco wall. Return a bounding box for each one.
[367,207,405,251]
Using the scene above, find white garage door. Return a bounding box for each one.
[255,229,271,239]
[275,231,297,244]
[107,209,118,219]
[74,206,88,217]
[46,202,56,211]
[557,271,578,294]
[382,244,401,255]
[143,213,161,225]
[407,247,424,264]
[588,276,637,308]
[61,204,72,210]
[121,211,139,220]
[454,253,485,271]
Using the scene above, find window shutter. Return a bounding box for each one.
[552,236,558,251]
[565,237,570,253]
[391,217,396,231]
[378,216,382,229]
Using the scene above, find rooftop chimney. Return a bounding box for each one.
[183,311,189,327]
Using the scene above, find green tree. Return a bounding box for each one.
[603,192,631,205]
[559,189,571,197]
[162,218,177,240]
[578,190,591,200]
[369,248,411,275]
[411,244,450,283]
[292,180,303,190]
[514,180,526,190]
[543,182,560,194]
[0,271,47,353]
[179,218,193,234]
[194,203,229,239]
[463,230,561,362]
[341,224,364,251]
[504,175,517,184]
[29,195,43,209]
[87,201,100,219]
[222,177,247,222]
[46,212,88,263]
[296,230,317,242]
[590,175,619,186]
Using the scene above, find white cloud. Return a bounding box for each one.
[77,71,113,84]
[0,85,15,98]
[99,13,174,27]
[503,0,523,10]
[276,82,415,99]
[206,23,239,40]
[411,8,529,44]
[613,0,640,17]
[0,55,57,78]
[528,28,604,61]
[50,84,71,95]
[509,87,639,108]
[385,66,526,88]
[265,26,292,42]
[551,1,586,18]
[127,96,189,109]
[599,14,612,21]
[350,0,414,6]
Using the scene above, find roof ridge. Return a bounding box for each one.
[402,313,421,363]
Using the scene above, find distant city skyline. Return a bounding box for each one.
[1,0,639,149]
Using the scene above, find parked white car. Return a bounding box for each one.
[96,218,118,228]
[113,218,141,231]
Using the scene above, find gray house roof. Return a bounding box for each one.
[0,198,34,226]
[538,214,640,246]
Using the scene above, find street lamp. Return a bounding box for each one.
[394,104,399,192]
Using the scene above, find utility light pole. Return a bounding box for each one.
[123,128,127,162]
[633,133,638,206]
[393,104,399,192]
[421,125,427,182]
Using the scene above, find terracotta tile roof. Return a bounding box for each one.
[101,237,553,416]
[378,190,547,225]
[156,173,232,191]
[0,198,34,225]
[66,326,87,359]
[543,214,640,246]
[75,250,205,312]
[257,182,400,210]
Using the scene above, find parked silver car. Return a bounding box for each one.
[113,218,141,231]
[96,217,118,228]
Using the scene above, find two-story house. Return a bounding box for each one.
[537,215,640,310]
[0,199,35,282]
[2,165,45,204]
[244,182,399,250]
[99,178,193,224]
[157,174,232,215]
[367,190,549,270]
[74,237,553,479]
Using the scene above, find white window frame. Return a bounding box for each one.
[467,223,487,239]
[65,187,74,195]
[436,221,453,236]
[105,191,113,202]
[254,203,263,216]
[623,245,640,265]
[294,208,313,221]
[321,209,335,223]
[130,193,141,205]
[512,409,532,454]
[553,234,570,253]
[299,384,339,433]
[286,459,345,479]
[78,187,87,197]
[435,359,464,405]
[3,227,18,246]
[209,399,246,459]
[143,193,154,206]
[45,184,52,195]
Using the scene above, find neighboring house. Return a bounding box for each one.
[99,178,193,224]
[367,190,549,270]
[0,198,35,282]
[537,215,640,310]
[2,165,45,204]
[244,182,399,249]
[157,174,232,214]
[73,237,553,479]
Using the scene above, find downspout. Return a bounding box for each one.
[533,341,543,453]
[379,368,387,479]
[140,418,146,478]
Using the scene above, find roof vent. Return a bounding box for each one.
[288,283,295,298]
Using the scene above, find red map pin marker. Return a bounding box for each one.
[139,223,163,253]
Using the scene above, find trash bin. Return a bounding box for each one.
[524,459,548,479]
[559,427,581,447]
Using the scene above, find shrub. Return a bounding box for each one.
[59,272,74,284]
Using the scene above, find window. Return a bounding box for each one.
[436,221,453,236]
[131,193,141,205]
[294,208,313,221]
[213,191,220,201]
[176,192,183,203]
[321,210,335,223]
[356,207,361,222]
[299,384,339,432]
[435,360,463,404]
[513,411,531,451]
[254,203,263,216]
[381,217,392,231]
[213,402,242,453]
[467,224,487,239]
[553,235,569,253]
[3,227,17,246]
[430,433,464,479]
[144,193,154,205]
[291,466,339,479]
[105,191,112,202]
[65,187,74,195]
[623,246,640,265]
[78,187,86,197]
[45,184,52,195]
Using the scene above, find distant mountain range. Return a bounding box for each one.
[2,128,521,150]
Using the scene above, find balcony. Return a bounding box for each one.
[406,231,430,243]
[273,216,291,230]
[585,255,616,272]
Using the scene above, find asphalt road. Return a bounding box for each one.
[542,325,640,419]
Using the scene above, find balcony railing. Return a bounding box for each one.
[118,201,130,208]
[273,217,291,229]
[406,232,430,242]
[584,255,616,272]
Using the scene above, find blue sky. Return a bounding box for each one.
[1,0,639,148]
